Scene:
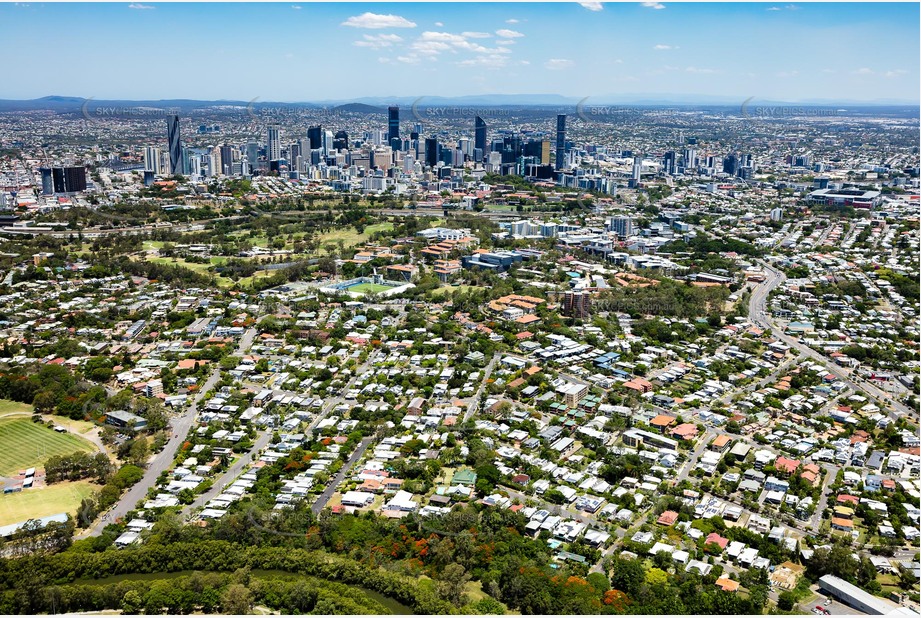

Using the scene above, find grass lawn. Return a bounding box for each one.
[141,256,236,288]
[0,480,98,526]
[0,418,97,476]
[0,400,33,416]
[348,282,394,295]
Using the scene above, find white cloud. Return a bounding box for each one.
[495,28,524,38]
[580,2,604,10]
[400,30,514,65]
[128,3,154,8]
[885,69,907,78]
[853,67,873,75]
[505,18,519,24]
[353,33,404,49]
[496,39,516,46]
[462,31,492,38]
[776,70,799,77]
[653,44,673,50]
[396,55,421,64]
[641,2,665,9]
[341,12,417,29]
[821,68,836,74]
[685,66,717,74]
[457,54,510,68]
[434,21,443,26]
[545,58,574,70]
[291,5,301,9]
[378,57,391,64]
[767,4,798,10]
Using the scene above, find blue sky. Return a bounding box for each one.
[3,2,918,102]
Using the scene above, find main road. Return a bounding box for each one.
[749,262,914,421]
[80,327,258,537]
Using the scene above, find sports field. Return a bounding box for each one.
[0,418,97,476]
[0,480,98,527]
[348,282,393,295]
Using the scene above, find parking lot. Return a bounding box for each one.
[802,593,866,616]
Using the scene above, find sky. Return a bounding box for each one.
[2,2,919,103]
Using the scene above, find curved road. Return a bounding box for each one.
[750,262,914,421]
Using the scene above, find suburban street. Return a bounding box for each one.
[311,436,374,514]
[182,430,273,519]
[80,327,257,537]
[749,262,914,421]
[464,352,501,423]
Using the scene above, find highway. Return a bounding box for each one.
[80,327,257,537]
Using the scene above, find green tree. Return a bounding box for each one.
[221,583,253,614]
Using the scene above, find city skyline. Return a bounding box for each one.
[2,2,918,104]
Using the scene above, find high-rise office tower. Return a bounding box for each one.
[167,115,182,175]
[684,147,697,171]
[39,168,53,195]
[245,142,260,167]
[474,116,487,160]
[144,146,162,175]
[387,106,400,145]
[424,138,439,168]
[50,166,87,194]
[220,145,235,175]
[288,142,301,163]
[322,130,334,155]
[307,125,322,150]
[334,130,349,150]
[723,154,739,176]
[555,114,566,170]
[632,156,642,182]
[267,127,281,162]
[663,151,677,175]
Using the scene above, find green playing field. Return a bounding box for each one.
[0,418,97,476]
[347,283,393,295]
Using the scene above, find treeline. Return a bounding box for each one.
[75,464,144,529]
[598,279,731,320]
[26,570,394,615]
[0,363,101,420]
[45,451,111,484]
[107,257,214,287]
[0,541,455,615]
[665,235,763,257]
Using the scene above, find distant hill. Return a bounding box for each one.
[331,103,385,114]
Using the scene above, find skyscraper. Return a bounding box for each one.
[307,125,322,150]
[144,146,162,175]
[334,130,349,150]
[220,145,235,175]
[267,127,281,162]
[555,114,566,170]
[167,115,182,175]
[424,138,439,168]
[387,106,400,146]
[50,166,87,194]
[474,116,487,161]
[632,156,642,182]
